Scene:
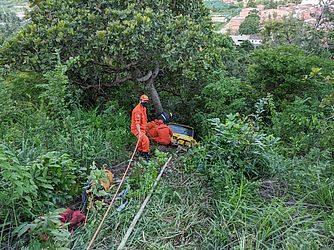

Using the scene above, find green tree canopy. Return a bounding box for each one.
[1,0,221,112]
[239,12,260,35]
[261,17,333,57]
[247,45,334,100]
[246,0,257,8]
[0,9,23,44]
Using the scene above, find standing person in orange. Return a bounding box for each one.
[131,95,150,159]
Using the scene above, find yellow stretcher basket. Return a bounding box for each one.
[167,122,197,147]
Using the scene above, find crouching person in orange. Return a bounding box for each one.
[131,95,150,159]
[148,119,173,145]
[147,119,159,139]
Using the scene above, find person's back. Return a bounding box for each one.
[147,120,159,139]
[154,123,173,145]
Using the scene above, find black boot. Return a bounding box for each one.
[138,151,150,160]
[142,152,150,160]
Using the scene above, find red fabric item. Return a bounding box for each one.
[70,210,86,231]
[59,208,73,224]
[59,208,86,231]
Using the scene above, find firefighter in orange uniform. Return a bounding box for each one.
[153,120,173,145]
[131,95,150,158]
[147,119,173,145]
[147,119,159,139]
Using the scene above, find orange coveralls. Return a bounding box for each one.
[147,119,159,139]
[148,120,173,145]
[131,103,149,153]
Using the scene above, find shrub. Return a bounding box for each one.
[189,112,279,196]
[268,96,332,156]
[202,74,254,119]
[0,145,83,221]
[248,45,334,100]
[0,144,38,220]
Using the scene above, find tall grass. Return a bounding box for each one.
[67,152,334,249]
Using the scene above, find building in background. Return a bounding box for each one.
[230,35,262,47]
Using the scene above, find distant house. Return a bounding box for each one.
[211,16,227,23]
[230,35,262,47]
[301,0,321,5]
[239,8,257,18]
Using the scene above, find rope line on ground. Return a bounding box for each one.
[86,139,140,250]
[117,156,173,250]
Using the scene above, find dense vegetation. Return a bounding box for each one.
[247,0,303,8]
[204,0,242,28]
[0,0,333,249]
[0,0,27,44]
[239,10,261,35]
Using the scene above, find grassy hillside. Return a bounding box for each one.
[204,0,242,18]
[0,0,333,249]
[0,0,27,12]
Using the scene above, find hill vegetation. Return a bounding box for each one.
[0,0,333,249]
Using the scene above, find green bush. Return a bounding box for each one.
[189,113,279,192]
[0,145,83,221]
[0,144,38,220]
[202,74,254,119]
[268,96,333,156]
[58,104,132,167]
[248,45,334,100]
[30,152,83,207]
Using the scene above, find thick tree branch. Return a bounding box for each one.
[136,63,160,82]
[136,71,152,82]
[152,63,160,79]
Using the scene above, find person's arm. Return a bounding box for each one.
[147,121,154,133]
[136,124,141,137]
[134,112,142,137]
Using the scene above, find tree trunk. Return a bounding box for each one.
[148,78,163,115]
[136,63,163,114]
